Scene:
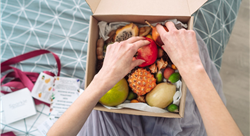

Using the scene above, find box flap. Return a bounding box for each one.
[187,0,207,14]
[86,0,101,13]
[95,0,190,16]
[87,0,207,16]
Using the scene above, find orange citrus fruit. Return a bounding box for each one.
[130,99,139,103]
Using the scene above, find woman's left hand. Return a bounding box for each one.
[96,36,149,89]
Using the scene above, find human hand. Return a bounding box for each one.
[156,22,243,136]
[156,22,203,76]
[96,37,150,89]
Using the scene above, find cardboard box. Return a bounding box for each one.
[85,0,207,118]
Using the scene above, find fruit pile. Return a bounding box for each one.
[96,21,181,113]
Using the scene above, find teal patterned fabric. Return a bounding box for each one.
[193,0,241,70]
[0,0,241,135]
[1,0,91,80]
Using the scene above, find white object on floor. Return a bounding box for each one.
[37,118,55,135]
[2,88,37,124]
[31,73,54,104]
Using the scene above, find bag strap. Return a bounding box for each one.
[1,49,61,76]
[1,71,40,83]
[1,131,16,136]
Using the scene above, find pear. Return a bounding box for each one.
[146,82,176,109]
[145,21,168,46]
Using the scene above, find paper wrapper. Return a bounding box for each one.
[98,19,187,40]
[97,19,185,113]
[103,101,168,113]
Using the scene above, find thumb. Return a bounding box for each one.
[131,59,145,68]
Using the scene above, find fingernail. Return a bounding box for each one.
[140,59,145,63]
[156,24,161,28]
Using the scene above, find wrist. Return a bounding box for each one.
[93,71,115,92]
[182,63,204,76]
[178,59,204,78]
[180,63,208,92]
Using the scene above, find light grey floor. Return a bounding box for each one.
[219,0,249,135]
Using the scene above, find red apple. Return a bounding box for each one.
[136,37,158,67]
[164,67,175,79]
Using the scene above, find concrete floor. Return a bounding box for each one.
[219,0,249,135]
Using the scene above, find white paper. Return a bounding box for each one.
[148,19,187,29]
[98,19,187,40]
[37,118,55,135]
[49,77,80,118]
[2,88,37,124]
[103,100,168,113]
[173,80,182,105]
[31,73,54,104]
[79,88,84,95]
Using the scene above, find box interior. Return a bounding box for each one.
[85,15,194,118]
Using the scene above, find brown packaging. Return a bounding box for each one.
[85,0,207,118]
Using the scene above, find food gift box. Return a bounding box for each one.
[85,0,207,118]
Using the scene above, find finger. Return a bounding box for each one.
[156,24,168,36]
[132,40,150,50]
[132,57,136,61]
[179,28,186,31]
[165,21,177,31]
[156,25,170,47]
[131,59,145,68]
[161,44,169,54]
[126,36,145,43]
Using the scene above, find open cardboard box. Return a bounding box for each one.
[85,0,207,118]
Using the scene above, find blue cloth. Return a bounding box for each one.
[192,0,241,71]
[1,0,91,80]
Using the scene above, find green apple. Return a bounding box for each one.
[99,78,129,106]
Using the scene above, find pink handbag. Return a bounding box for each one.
[1,49,61,106]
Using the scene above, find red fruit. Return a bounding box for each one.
[152,26,168,46]
[164,67,175,79]
[136,37,158,67]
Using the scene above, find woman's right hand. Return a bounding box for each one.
[156,22,203,76]
[157,21,243,136]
